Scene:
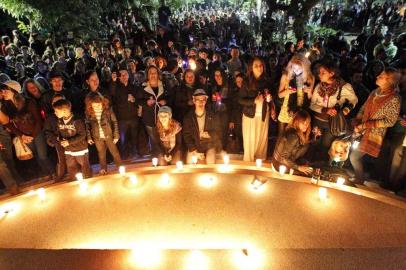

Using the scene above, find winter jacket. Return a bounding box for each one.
[2,98,43,138]
[138,81,170,127]
[238,77,273,121]
[272,128,309,170]
[56,114,88,153]
[109,81,139,121]
[86,109,119,141]
[182,109,221,152]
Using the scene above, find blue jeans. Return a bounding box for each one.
[27,131,54,176]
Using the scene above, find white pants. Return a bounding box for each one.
[242,113,269,162]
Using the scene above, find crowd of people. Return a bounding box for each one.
[0,2,404,197]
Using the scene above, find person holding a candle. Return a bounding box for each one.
[277,54,315,137]
[350,68,401,184]
[156,106,182,166]
[85,93,122,175]
[183,89,221,164]
[272,110,316,176]
[239,57,276,162]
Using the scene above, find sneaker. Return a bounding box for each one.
[99,169,108,175]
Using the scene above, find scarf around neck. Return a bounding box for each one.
[317,78,345,98]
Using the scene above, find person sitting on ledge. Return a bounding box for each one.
[155,106,182,166]
[272,110,318,176]
[183,89,221,164]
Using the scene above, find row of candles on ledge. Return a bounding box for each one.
[0,156,349,218]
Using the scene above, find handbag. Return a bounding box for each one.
[329,86,348,137]
[13,136,33,160]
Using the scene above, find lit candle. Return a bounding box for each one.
[152,158,158,167]
[289,168,294,175]
[336,177,345,186]
[176,161,183,170]
[319,187,328,200]
[191,155,198,165]
[37,188,46,202]
[119,166,126,176]
[223,155,230,165]
[352,141,360,149]
[75,172,83,181]
[255,159,262,168]
[279,165,287,176]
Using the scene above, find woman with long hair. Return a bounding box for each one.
[239,57,275,162]
[272,110,314,175]
[156,106,182,165]
[278,54,315,136]
[139,65,170,156]
[173,69,199,123]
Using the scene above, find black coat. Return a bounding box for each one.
[137,81,170,127]
[182,109,221,152]
[272,128,309,170]
[109,81,139,121]
[56,115,88,153]
[238,76,273,121]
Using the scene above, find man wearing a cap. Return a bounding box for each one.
[183,89,221,164]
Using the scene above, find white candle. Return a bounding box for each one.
[289,169,294,175]
[119,166,126,176]
[152,158,158,167]
[191,155,198,165]
[223,155,230,165]
[279,165,287,176]
[176,161,183,170]
[256,159,262,168]
[319,187,328,200]
[75,172,83,181]
[336,177,345,186]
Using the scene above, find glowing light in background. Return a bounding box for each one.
[37,188,46,202]
[319,187,328,201]
[232,248,265,269]
[159,173,170,187]
[198,175,217,188]
[129,246,163,268]
[184,250,209,270]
